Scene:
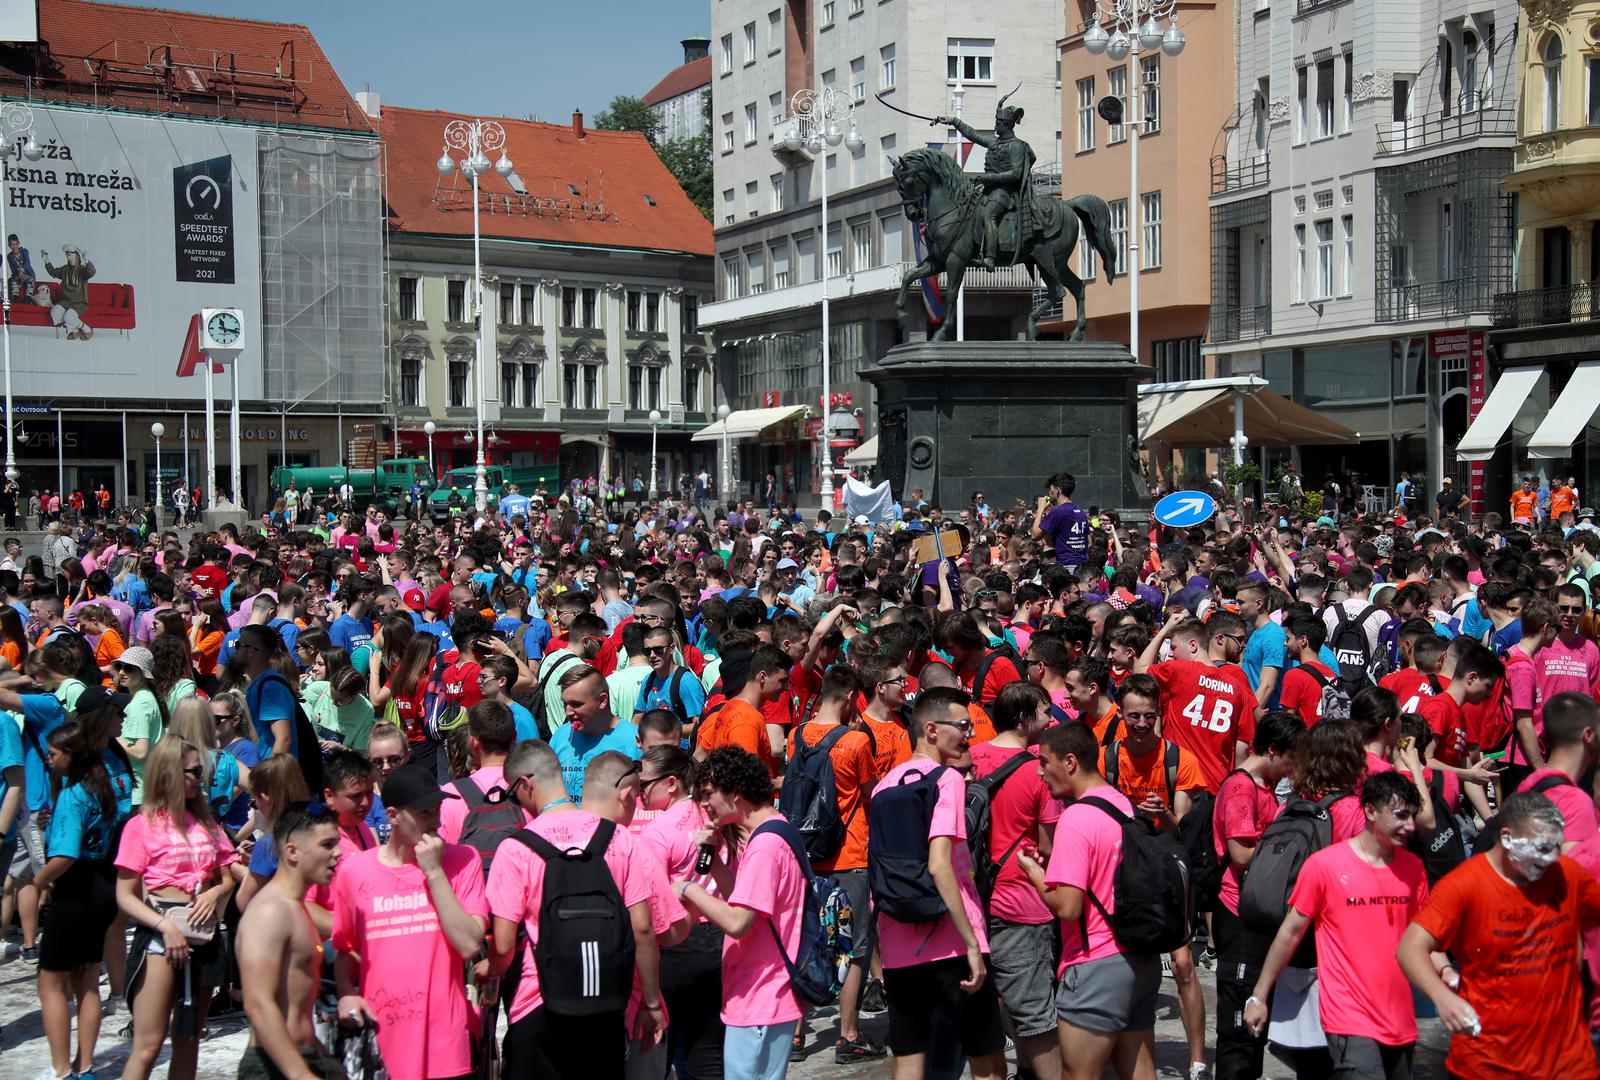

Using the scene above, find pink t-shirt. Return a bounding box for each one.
[624,843,685,1034]
[114,811,237,892]
[1213,770,1278,916]
[874,761,988,969]
[1047,784,1134,970]
[1535,635,1600,721]
[629,800,666,835]
[1288,839,1429,1044]
[484,810,650,1023]
[1504,649,1540,765]
[1517,768,1598,846]
[721,818,806,1026]
[329,844,487,1080]
[968,742,1061,925]
[639,797,717,903]
[437,765,527,845]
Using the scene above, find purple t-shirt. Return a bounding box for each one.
[1041,501,1090,566]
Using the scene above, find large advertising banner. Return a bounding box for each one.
[2,106,261,400]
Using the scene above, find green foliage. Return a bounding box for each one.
[595,95,661,145]
[1224,461,1262,487]
[1301,491,1324,518]
[596,93,712,221]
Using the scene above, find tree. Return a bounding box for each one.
[595,95,661,145]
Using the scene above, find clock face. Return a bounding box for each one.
[207,311,241,346]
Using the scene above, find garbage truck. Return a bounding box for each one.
[269,458,433,517]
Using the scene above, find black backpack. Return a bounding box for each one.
[1076,795,1192,954]
[1471,772,1573,855]
[643,669,693,728]
[1238,791,1350,935]
[1409,770,1467,882]
[1328,606,1381,701]
[778,723,858,863]
[1306,666,1353,724]
[455,775,526,879]
[512,819,635,1016]
[531,651,584,738]
[972,643,1022,704]
[963,750,1036,905]
[867,765,950,923]
[1179,785,1223,913]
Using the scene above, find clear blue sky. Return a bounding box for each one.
[118,0,708,121]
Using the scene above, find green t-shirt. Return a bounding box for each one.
[164,678,198,717]
[120,687,163,806]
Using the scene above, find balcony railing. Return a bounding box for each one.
[1296,0,1347,13]
[1375,108,1515,156]
[1493,283,1600,329]
[1375,277,1501,323]
[1208,303,1271,343]
[1211,155,1269,196]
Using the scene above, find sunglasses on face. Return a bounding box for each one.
[183,765,205,778]
[371,755,406,768]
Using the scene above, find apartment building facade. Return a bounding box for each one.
[703,0,1064,494]
[1206,0,1516,500]
[646,38,714,144]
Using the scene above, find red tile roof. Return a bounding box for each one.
[0,0,373,134]
[380,105,712,257]
[642,57,712,107]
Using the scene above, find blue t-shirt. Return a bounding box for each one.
[1490,619,1522,658]
[0,716,22,844]
[17,693,66,813]
[1040,500,1091,567]
[247,673,299,761]
[103,748,134,822]
[218,627,242,668]
[248,834,278,878]
[46,781,113,861]
[328,614,373,657]
[222,738,258,828]
[1456,597,1491,643]
[498,494,532,520]
[1242,622,1288,708]
[509,701,541,744]
[548,719,642,799]
[270,618,302,659]
[366,792,391,845]
[638,669,707,725]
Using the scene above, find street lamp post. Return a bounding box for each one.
[0,105,40,487]
[717,401,732,505]
[648,409,662,501]
[437,118,514,514]
[1084,0,1185,364]
[780,89,864,504]
[423,420,436,477]
[150,422,164,530]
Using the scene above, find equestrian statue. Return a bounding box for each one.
[885,89,1117,342]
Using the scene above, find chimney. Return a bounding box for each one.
[354,89,380,118]
[681,36,711,64]
[572,110,585,138]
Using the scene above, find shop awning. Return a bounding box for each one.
[1455,365,1544,462]
[690,404,807,443]
[1137,378,1357,448]
[844,435,878,466]
[1528,361,1600,459]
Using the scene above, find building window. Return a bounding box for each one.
[1140,192,1161,269]
[1342,51,1353,131]
[1441,200,1454,280]
[684,362,701,411]
[581,288,597,328]
[1461,30,1479,112]
[744,103,758,144]
[768,9,781,51]
[827,225,845,276]
[721,114,734,154]
[1314,190,1334,211]
[769,91,784,127]
[723,257,742,299]
[648,365,662,410]
[1079,235,1096,280]
[773,242,791,288]
[628,365,643,410]
[880,44,897,90]
[646,293,660,332]
[1076,77,1096,152]
[851,56,866,102]
[502,362,518,407]
[747,246,766,292]
[561,287,577,326]
[397,276,418,321]
[743,22,756,63]
[1109,199,1128,275]
[448,358,469,407]
[1341,214,1354,297]
[721,187,734,225]
[1316,58,1335,138]
[447,280,466,323]
[1589,58,1600,126]
[521,284,537,326]
[851,221,873,270]
[399,351,422,407]
[627,290,642,331]
[1295,65,1308,143]
[947,38,994,84]
[850,0,863,12]
[720,34,733,75]
[1294,224,1307,302]
[1315,219,1334,300]
[1108,67,1129,143]
[499,283,516,325]
[684,295,700,333]
[521,363,538,408]
[1140,56,1160,134]
[822,0,835,25]
[1544,35,1563,132]
[1153,337,1203,383]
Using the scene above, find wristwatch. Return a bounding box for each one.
[1245,995,1264,1009]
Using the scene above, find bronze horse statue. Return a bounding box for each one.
[889,148,1117,341]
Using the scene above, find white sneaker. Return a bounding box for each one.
[0,940,19,960]
[1189,1064,1213,1080]
[33,1069,71,1080]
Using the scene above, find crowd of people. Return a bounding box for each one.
[3,467,1600,1080]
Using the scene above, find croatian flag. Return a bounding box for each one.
[912,222,945,327]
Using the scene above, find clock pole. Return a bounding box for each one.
[204,351,217,512]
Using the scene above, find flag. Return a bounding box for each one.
[912,221,944,327]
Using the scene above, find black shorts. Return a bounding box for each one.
[883,955,1007,1059]
[38,859,117,972]
[505,1006,626,1080]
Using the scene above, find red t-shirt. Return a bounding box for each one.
[966,652,1021,706]
[440,657,484,708]
[190,565,228,602]
[1213,768,1277,916]
[1417,692,1468,767]
[1379,668,1436,714]
[1278,661,1334,727]
[1147,659,1258,792]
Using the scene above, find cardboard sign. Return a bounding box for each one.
[908,525,970,566]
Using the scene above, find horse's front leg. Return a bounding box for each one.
[896,258,935,334]
[933,261,967,341]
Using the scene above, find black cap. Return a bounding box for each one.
[381,764,459,811]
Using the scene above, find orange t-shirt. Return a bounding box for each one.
[1510,490,1538,523]
[93,628,126,684]
[698,697,776,777]
[1100,739,1208,823]
[1552,486,1579,520]
[1412,854,1600,1080]
[967,702,996,744]
[1086,703,1121,745]
[860,713,912,777]
[786,721,880,872]
[0,639,21,670]
[191,628,224,677]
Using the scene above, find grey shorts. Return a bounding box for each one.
[987,918,1060,1038]
[7,811,45,882]
[1056,950,1160,1035]
[1327,1033,1414,1080]
[833,868,875,961]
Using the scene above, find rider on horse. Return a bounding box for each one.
[933,90,1036,271]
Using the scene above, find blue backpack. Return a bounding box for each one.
[750,818,854,1007]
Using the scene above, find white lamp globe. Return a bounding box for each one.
[1106,29,1131,61]
[1084,21,1110,54]
[1162,21,1187,56]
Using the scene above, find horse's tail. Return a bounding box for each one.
[1067,194,1117,286]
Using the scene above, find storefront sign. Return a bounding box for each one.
[1432,330,1488,515]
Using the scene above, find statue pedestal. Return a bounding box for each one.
[862,341,1146,515]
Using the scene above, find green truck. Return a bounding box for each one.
[426,463,558,521]
[269,458,434,516]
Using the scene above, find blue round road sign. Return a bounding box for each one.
[1153,490,1216,528]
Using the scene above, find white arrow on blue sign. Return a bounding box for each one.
[1153,490,1216,528]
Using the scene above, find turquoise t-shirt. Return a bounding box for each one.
[549,719,641,799]
[46,780,113,861]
